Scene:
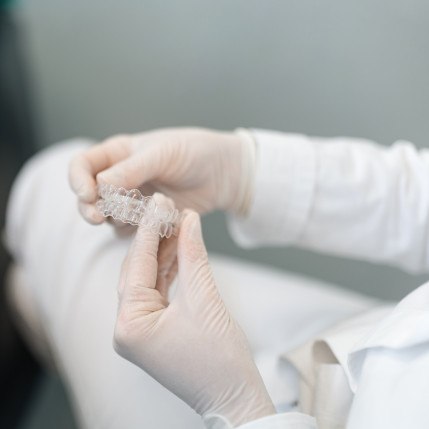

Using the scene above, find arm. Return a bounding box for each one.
[229,130,429,273]
[68,127,429,273]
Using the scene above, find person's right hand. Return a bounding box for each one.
[69,128,255,224]
[114,206,276,428]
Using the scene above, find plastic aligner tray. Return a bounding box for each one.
[96,184,180,238]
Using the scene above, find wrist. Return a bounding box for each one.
[203,383,276,429]
[220,129,256,217]
[230,393,276,427]
[203,399,275,429]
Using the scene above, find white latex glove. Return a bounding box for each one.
[68,128,255,224]
[113,201,275,428]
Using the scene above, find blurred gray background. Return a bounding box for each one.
[9,0,429,427]
[18,0,429,301]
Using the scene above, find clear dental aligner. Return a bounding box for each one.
[96,184,181,238]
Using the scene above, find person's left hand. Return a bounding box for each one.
[113,198,275,428]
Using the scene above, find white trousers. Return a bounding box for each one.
[5,142,376,429]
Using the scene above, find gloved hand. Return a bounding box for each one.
[68,128,255,224]
[113,199,275,428]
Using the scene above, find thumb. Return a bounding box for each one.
[119,223,162,310]
[114,222,164,357]
[96,142,168,191]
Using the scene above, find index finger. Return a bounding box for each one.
[120,193,175,308]
[121,223,160,302]
[116,223,166,329]
[68,135,131,203]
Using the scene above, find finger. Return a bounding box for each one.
[122,222,160,296]
[78,201,105,224]
[156,235,178,299]
[119,222,166,319]
[96,142,169,191]
[152,193,178,298]
[111,222,137,237]
[120,193,175,311]
[69,135,131,203]
[114,227,164,352]
[178,210,208,264]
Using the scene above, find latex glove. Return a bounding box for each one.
[68,128,255,224]
[113,202,275,428]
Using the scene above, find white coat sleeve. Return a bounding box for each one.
[228,129,429,273]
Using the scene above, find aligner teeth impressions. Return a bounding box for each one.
[96,184,180,238]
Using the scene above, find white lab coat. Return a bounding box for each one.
[5,131,429,429]
[228,130,429,429]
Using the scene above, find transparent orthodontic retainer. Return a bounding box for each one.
[96,184,181,238]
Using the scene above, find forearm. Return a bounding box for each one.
[229,129,429,273]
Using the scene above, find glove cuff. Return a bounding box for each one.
[203,414,234,429]
[204,412,317,429]
[233,128,257,217]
